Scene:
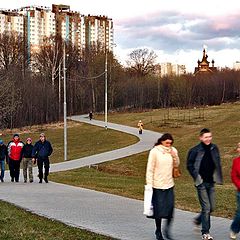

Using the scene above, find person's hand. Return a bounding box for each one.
[170,149,177,158]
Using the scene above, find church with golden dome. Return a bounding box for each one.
[194,48,217,74]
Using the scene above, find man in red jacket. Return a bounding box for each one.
[230,142,240,239]
[7,133,24,182]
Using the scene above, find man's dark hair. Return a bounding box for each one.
[199,128,211,136]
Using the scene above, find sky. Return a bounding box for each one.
[2,0,240,72]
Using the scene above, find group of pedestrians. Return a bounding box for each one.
[145,128,240,240]
[0,132,53,184]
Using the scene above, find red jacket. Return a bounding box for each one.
[8,139,24,161]
[231,156,240,191]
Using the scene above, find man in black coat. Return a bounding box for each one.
[32,133,53,183]
[187,128,223,240]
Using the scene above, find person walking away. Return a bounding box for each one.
[187,128,223,240]
[138,120,144,134]
[229,142,240,239]
[89,111,93,120]
[7,133,24,182]
[22,138,34,183]
[146,133,180,240]
[32,133,53,183]
[0,139,7,182]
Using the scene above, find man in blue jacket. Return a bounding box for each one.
[187,128,223,240]
[32,133,53,183]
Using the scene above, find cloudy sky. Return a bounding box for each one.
[2,0,240,72]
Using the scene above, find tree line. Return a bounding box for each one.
[0,31,240,129]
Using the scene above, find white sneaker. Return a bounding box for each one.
[202,233,213,240]
[230,231,237,239]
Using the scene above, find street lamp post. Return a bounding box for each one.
[104,50,108,129]
[63,30,79,161]
[104,44,116,129]
[58,62,61,120]
[63,42,67,161]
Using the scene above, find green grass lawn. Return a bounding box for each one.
[50,102,240,219]
[0,200,115,240]
[2,103,240,239]
[0,120,136,239]
[0,121,138,163]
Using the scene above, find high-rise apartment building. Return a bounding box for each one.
[0,9,24,35]
[0,4,114,54]
[18,6,55,51]
[84,15,114,51]
[52,4,81,49]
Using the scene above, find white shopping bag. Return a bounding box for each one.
[143,185,154,216]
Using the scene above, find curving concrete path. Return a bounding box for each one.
[0,115,232,240]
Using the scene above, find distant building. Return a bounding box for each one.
[159,62,186,77]
[84,14,114,52]
[18,6,55,52]
[0,9,24,35]
[172,64,186,76]
[233,61,240,70]
[160,62,172,76]
[194,47,217,74]
[0,4,114,57]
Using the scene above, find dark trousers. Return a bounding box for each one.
[9,158,21,182]
[231,191,240,233]
[37,158,50,180]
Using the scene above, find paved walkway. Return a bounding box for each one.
[0,115,232,240]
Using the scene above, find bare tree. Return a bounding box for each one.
[127,48,157,77]
[0,31,26,72]
[32,36,62,87]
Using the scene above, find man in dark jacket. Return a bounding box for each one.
[32,133,53,183]
[187,128,223,240]
[0,139,7,182]
[7,133,24,182]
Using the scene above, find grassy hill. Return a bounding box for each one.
[50,102,240,219]
[1,102,239,239]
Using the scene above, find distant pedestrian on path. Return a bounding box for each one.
[89,111,93,120]
[146,133,180,240]
[0,139,7,182]
[22,138,34,183]
[7,133,24,182]
[32,133,53,183]
[138,120,143,134]
[229,142,240,240]
[187,128,223,240]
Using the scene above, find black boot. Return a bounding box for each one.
[44,177,48,183]
[163,220,174,240]
[155,230,165,240]
[39,178,42,183]
[164,230,174,240]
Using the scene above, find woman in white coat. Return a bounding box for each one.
[146,133,180,240]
